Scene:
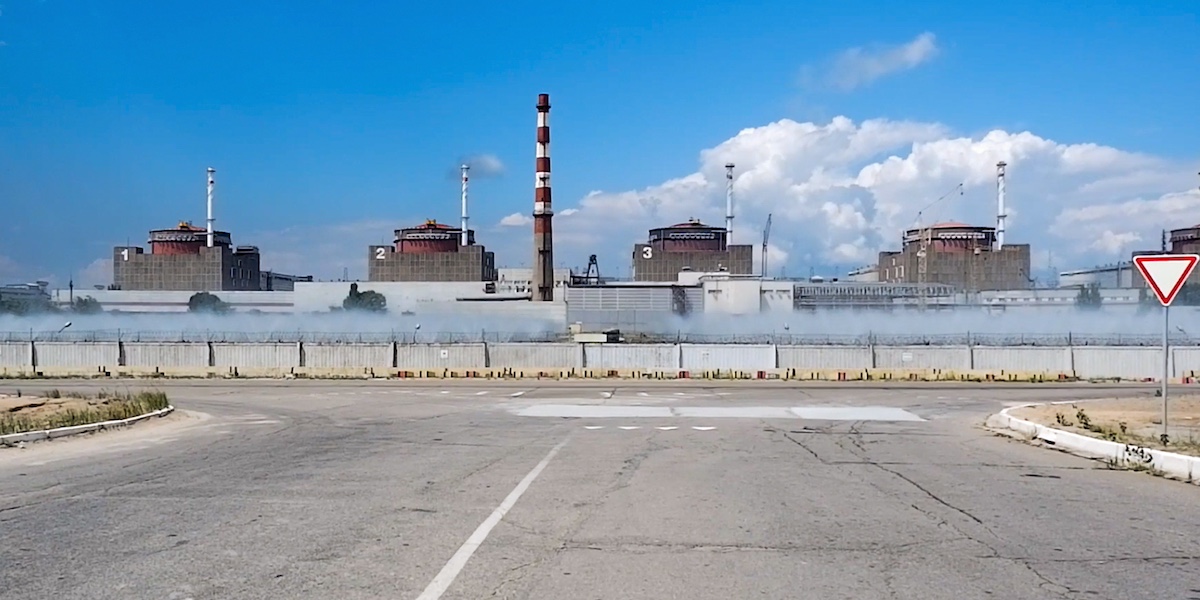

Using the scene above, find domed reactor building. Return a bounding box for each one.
[111,170,310,291]
[368,220,497,282]
[629,164,754,281]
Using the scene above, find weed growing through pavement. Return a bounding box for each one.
[0,390,169,435]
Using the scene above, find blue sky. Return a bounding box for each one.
[1,0,1197,285]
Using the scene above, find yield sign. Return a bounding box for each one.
[1133,254,1199,306]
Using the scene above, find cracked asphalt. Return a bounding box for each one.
[1,380,1198,599]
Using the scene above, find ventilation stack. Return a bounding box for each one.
[206,167,216,248]
[725,163,736,244]
[460,164,470,246]
[533,93,555,302]
[995,161,1007,250]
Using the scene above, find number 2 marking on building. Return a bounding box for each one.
[375,247,386,260]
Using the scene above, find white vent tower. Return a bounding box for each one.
[460,164,470,246]
[995,161,1007,250]
[725,163,736,244]
[206,167,216,248]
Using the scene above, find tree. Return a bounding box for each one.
[1074,284,1102,310]
[71,296,103,314]
[188,291,231,314]
[1138,283,1200,313]
[342,283,387,313]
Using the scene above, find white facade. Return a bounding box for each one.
[1058,263,1135,289]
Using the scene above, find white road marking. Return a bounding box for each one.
[237,420,282,426]
[583,426,605,430]
[790,406,925,422]
[515,405,672,418]
[618,426,641,430]
[475,391,489,396]
[600,391,613,399]
[440,391,450,395]
[509,391,526,398]
[655,426,678,431]
[415,436,570,600]
[692,426,716,431]
[512,404,925,422]
[637,392,649,397]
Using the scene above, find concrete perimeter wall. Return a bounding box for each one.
[5,341,1199,381]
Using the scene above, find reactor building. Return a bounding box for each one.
[875,162,1032,291]
[630,164,755,281]
[369,164,498,282]
[111,169,310,291]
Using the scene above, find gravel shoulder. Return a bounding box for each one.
[1010,395,1200,456]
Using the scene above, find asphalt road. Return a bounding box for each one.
[1,381,1197,600]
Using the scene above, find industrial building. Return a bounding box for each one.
[876,221,1032,291]
[630,164,755,281]
[368,220,497,283]
[110,168,309,292]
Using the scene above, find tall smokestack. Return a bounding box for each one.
[995,161,1007,250]
[460,164,470,246]
[533,93,555,302]
[206,167,216,248]
[725,163,735,243]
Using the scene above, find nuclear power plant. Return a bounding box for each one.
[28,92,1181,319]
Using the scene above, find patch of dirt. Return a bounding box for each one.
[0,394,104,419]
[1012,396,1200,457]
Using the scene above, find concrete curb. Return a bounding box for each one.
[0,405,175,447]
[986,401,1198,484]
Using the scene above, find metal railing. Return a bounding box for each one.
[0,329,1194,346]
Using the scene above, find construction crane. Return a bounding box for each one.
[761,213,773,277]
[913,183,964,311]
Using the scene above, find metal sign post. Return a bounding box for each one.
[1133,253,1199,445]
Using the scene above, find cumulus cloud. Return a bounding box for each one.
[499,212,532,227]
[806,32,940,92]
[549,115,1199,275]
[75,259,113,289]
[449,153,506,180]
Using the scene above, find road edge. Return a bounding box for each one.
[0,405,176,447]
[986,400,1198,485]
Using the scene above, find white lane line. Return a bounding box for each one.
[440,391,450,395]
[692,426,716,431]
[655,426,678,431]
[618,426,641,430]
[583,426,605,430]
[600,391,613,399]
[510,391,526,398]
[415,435,571,600]
[475,391,489,396]
[637,392,649,397]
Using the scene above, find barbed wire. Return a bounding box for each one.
[0,329,1192,346]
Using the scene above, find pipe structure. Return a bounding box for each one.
[533,93,555,302]
[460,164,470,246]
[996,161,1007,250]
[206,167,216,248]
[725,163,735,244]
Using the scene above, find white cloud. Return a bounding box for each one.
[811,32,940,92]
[76,259,112,289]
[550,115,1199,274]
[499,212,532,227]
[453,153,506,179]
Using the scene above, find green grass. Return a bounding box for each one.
[0,390,170,436]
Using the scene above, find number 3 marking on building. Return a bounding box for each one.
[375,247,386,260]
[642,246,653,259]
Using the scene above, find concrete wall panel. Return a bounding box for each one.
[124,343,209,368]
[35,342,119,369]
[972,346,1072,373]
[0,342,31,368]
[777,345,873,370]
[1072,347,1160,380]
[1172,347,1200,377]
[212,343,299,369]
[488,343,580,369]
[395,344,487,369]
[584,344,679,370]
[681,344,775,371]
[874,346,971,370]
[304,343,393,369]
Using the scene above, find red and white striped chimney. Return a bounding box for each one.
[533,93,555,302]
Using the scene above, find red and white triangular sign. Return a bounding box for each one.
[1133,254,1199,306]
